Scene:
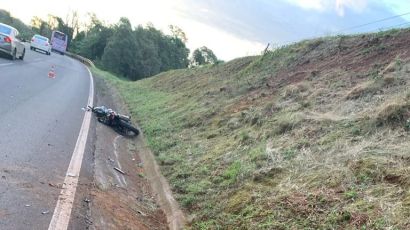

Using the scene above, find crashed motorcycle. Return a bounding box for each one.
[84,105,140,137]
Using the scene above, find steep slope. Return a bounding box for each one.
[94,28,410,229]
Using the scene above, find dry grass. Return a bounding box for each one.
[94,28,410,229]
[375,100,410,126]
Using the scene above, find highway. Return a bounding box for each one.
[0,46,92,229]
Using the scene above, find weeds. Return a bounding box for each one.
[91,27,410,228]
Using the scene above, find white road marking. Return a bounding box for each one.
[48,66,94,230]
[0,63,13,67]
[112,135,127,187]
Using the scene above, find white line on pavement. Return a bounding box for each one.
[47,66,94,230]
[113,135,128,187]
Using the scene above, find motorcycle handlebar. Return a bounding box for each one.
[82,105,94,112]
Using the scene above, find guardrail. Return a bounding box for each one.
[65,52,95,68]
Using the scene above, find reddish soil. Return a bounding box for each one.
[270,32,410,87]
[86,77,170,230]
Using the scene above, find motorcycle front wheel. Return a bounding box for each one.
[97,117,110,125]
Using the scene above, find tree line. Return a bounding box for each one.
[71,17,192,80]
[0,9,220,80]
[0,9,33,39]
[70,16,220,80]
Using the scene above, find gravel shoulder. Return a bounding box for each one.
[72,75,185,229]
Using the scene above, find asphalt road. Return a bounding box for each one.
[0,46,91,229]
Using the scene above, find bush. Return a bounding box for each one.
[376,101,410,126]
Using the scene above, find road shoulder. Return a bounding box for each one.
[69,75,169,229]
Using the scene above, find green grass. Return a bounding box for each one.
[91,27,410,229]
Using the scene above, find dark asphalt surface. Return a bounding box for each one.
[0,46,91,229]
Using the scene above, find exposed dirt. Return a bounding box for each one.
[80,76,185,229]
[269,32,410,88]
[104,29,410,228]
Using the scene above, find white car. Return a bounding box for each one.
[30,34,51,55]
[0,23,25,60]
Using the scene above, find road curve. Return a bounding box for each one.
[0,46,91,229]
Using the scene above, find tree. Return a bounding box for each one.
[70,16,190,80]
[66,11,80,38]
[31,16,52,38]
[169,25,187,43]
[191,46,218,66]
[71,15,113,61]
[0,10,33,40]
[102,18,140,79]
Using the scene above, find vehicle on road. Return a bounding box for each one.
[30,34,51,55]
[50,30,68,55]
[85,105,140,137]
[0,22,25,60]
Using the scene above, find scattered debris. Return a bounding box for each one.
[67,173,76,177]
[114,167,126,175]
[84,198,91,203]
[48,183,62,189]
[85,217,93,225]
[135,209,147,217]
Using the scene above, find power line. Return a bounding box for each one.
[276,11,410,46]
[377,21,410,31]
[336,11,410,33]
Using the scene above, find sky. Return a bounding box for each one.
[2,0,410,60]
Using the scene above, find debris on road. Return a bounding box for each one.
[114,167,126,175]
[85,217,93,225]
[48,183,62,189]
[67,173,76,177]
[134,209,147,217]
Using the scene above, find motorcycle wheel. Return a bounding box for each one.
[98,117,110,125]
[119,120,140,136]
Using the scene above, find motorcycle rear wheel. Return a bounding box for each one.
[119,120,140,136]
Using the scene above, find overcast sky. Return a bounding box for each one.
[2,0,410,60]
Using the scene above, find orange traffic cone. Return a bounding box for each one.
[48,65,56,79]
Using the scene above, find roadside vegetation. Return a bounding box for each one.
[0,9,33,40]
[1,9,219,81]
[93,28,410,229]
[3,7,410,229]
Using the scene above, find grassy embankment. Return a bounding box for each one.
[92,28,410,229]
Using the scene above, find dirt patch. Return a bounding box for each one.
[268,32,410,88]
[87,76,185,229]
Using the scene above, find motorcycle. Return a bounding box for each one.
[84,105,140,137]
